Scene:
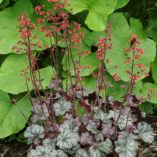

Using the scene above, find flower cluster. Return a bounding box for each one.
[124,34,148,81]
[96,24,112,60]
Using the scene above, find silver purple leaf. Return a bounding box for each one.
[24,124,45,144]
[57,150,67,157]
[89,147,102,157]
[115,132,138,157]
[31,102,49,122]
[53,98,72,116]
[57,129,79,149]
[80,132,93,145]
[86,120,99,134]
[28,145,57,157]
[97,139,113,154]
[76,149,89,157]
[137,122,155,143]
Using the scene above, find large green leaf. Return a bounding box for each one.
[84,31,105,46]
[115,0,130,9]
[139,102,154,114]
[0,92,31,138]
[0,0,9,9]
[62,28,99,77]
[138,83,157,104]
[0,54,54,94]
[106,74,142,101]
[65,0,116,31]
[105,13,156,82]
[0,0,51,54]
[63,51,100,77]
[0,0,33,54]
[151,54,157,84]
[146,18,157,43]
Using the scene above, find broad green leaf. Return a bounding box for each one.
[151,57,157,84]
[115,0,130,9]
[65,0,117,31]
[84,31,105,47]
[0,92,31,138]
[62,50,99,77]
[139,102,154,114]
[138,83,157,104]
[0,0,9,10]
[0,0,33,54]
[106,74,142,101]
[0,54,54,94]
[146,18,157,43]
[130,18,147,39]
[0,0,51,54]
[62,27,96,77]
[76,101,87,117]
[105,13,156,82]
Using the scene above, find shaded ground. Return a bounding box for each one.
[0,141,28,157]
[0,115,157,157]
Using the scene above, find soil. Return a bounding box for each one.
[0,115,157,157]
[0,140,28,157]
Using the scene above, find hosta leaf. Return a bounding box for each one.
[76,149,89,157]
[97,139,113,154]
[0,54,54,94]
[65,0,116,31]
[105,13,156,82]
[137,122,155,143]
[0,92,31,138]
[115,132,138,157]
[57,129,79,149]
[53,98,72,116]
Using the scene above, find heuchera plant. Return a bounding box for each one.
[15,0,155,157]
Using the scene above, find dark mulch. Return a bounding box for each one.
[0,141,28,157]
